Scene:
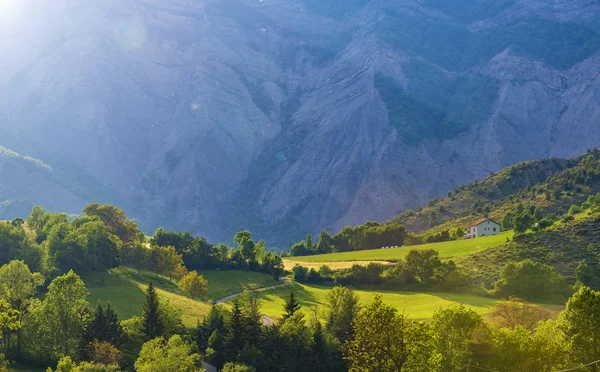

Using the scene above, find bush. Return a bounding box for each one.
[494,260,572,302]
[562,215,575,223]
[292,265,309,283]
[569,205,582,215]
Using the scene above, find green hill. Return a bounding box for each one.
[84,267,279,326]
[391,149,600,236]
[459,213,600,287]
[286,231,512,264]
[225,282,501,321]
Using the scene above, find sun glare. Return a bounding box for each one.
[0,0,21,23]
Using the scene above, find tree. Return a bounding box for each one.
[134,335,200,372]
[84,302,125,348]
[88,340,122,366]
[121,244,148,276]
[225,297,244,362]
[494,260,571,302]
[179,271,208,299]
[54,355,120,372]
[489,297,551,332]
[283,291,301,321]
[305,234,314,253]
[161,246,187,282]
[0,299,20,353]
[502,212,514,230]
[326,286,360,344]
[513,211,533,233]
[316,230,334,254]
[405,249,442,284]
[83,203,140,247]
[431,305,482,371]
[561,286,600,371]
[449,227,465,240]
[142,282,164,341]
[222,363,256,372]
[41,270,91,358]
[0,260,44,350]
[345,295,436,371]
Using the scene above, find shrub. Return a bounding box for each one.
[562,215,575,223]
[493,260,572,302]
[569,205,582,215]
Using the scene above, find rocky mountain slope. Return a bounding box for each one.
[1,0,600,246]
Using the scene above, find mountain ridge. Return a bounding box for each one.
[1,0,600,246]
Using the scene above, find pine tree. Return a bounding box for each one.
[103,303,124,345]
[225,297,244,362]
[283,291,301,321]
[142,282,164,341]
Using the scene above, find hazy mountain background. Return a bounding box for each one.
[1,0,600,247]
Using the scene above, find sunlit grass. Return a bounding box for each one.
[225,282,500,322]
[84,267,278,326]
[286,231,513,264]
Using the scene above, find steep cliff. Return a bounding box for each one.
[1,0,599,246]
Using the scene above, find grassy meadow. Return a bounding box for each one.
[84,267,279,326]
[225,282,501,322]
[285,231,513,264]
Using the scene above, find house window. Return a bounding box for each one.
[493,228,496,232]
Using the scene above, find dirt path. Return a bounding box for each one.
[214,279,291,304]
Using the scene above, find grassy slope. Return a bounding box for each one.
[286,231,512,263]
[391,152,600,237]
[84,267,278,326]
[459,213,600,287]
[226,282,499,321]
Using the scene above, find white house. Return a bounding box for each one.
[465,219,501,239]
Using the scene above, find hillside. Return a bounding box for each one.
[84,267,280,326]
[2,0,600,246]
[285,231,512,264]
[391,150,600,236]
[460,213,600,287]
[225,282,501,321]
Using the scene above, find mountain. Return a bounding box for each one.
[1,0,600,246]
[391,150,600,235]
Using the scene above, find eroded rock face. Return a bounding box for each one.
[1,0,599,246]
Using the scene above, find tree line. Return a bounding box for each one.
[0,204,285,283]
[288,222,407,257]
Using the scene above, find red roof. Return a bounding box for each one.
[468,218,500,228]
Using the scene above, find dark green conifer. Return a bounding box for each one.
[283,291,301,321]
[142,282,163,341]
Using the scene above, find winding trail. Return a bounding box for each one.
[214,278,292,304]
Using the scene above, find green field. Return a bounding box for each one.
[226,282,500,321]
[286,231,513,264]
[84,267,278,326]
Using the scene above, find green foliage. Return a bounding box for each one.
[325,286,360,344]
[83,303,125,351]
[23,271,90,362]
[561,286,600,368]
[494,260,571,302]
[282,292,301,321]
[568,204,582,215]
[345,295,440,371]
[290,222,407,257]
[82,203,140,247]
[141,282,163,341]
[134,335,200,372]
[222,363,256,372]
[54,355,120,372]
[431,306,482,371]
[178,271,208,299]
